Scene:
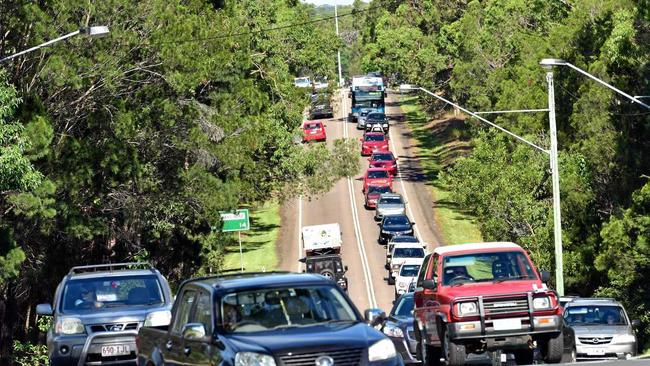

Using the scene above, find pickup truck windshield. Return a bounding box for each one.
[565,305,627,326]
[442,251,537,285]
[220,286,357,333]
[61,275,164,313]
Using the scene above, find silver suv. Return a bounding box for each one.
[36,263,173,366]
[564,298,639,360]
[375,193,406,221]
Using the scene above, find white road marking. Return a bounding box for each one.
[342,89,378,308]
[297,195,303,272]
[387,94,424,242]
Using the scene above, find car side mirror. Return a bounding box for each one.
[298,257,306,263]
[422,279,437,290]
[411,222,416,226]
[540,270,551,282]
[36,303,53,316]
[632,319,641,327]
[364,308,386,326]
[182,323,206,340]
[359,138,363,142]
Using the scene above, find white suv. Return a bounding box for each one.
[385,243,425,285]
[393,259,423,299]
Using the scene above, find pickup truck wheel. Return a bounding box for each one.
[541,332,564,364]
[513,349,535,365]
[443,327,466,366]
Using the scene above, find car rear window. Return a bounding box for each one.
[364,134,385,142]
[305,123,321,129]
[394,248,425,258]
[379,197,403,205]
[372,153,393,161]
[368,186,391,194]
[368,170,389,179]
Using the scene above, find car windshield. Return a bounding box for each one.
[368,170,389,179]
[441,251,537,285]
[372,153,393,161]
[400,264,421,277]
[392,295,414,317]
[564,305,628,326]
[220,286,358,333]
[61,275,164,313]
[379,197,403,205]
[384,215,410,226]
[394,248,424,258]
[368,186,391,194]
[367,113,386,121]
[304,123,321,129]
[364,134,385,142]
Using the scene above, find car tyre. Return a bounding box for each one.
[541,332,564,364]
[513,349,535,365]
[419,341,442,366]
[443,326,466,366]
[560,347,576,364]
[387,274,395,285]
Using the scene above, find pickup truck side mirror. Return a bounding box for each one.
[540,270,551,282]
[36,303,53,316]
[182,323,206,340]
[364,308,386,326]
[422,279,437,291]
[344,265,349,272]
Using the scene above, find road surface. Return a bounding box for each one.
[277,89,444,313]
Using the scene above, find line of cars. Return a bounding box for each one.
[36,262,405,366]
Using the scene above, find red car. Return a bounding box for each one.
[368,151,398,176]
[302,121,326,142]
[362,167,393,193]
[364,184,393,209]
[360,132,389,156]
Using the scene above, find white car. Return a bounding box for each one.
[385,236,424,266]
[385,243,426,285]
[394,259,423,299]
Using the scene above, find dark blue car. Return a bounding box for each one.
[382,293,419,364]
[138,272,404,366]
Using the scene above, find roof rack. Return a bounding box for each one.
[68,262,155,275]
[570,297,618,303]
[181,271,293,287]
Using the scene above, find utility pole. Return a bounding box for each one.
[545,70,564,296]
[335,4,343,87]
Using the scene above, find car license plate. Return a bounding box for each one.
[587,349,606,356]
[101,345,130,357]
[492,318,521,331]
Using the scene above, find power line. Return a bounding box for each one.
[153,4,382,46]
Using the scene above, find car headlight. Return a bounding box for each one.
[235,352,277,366]
[383,322,404,338]
[368,338,397,361]
[392,264,400,270]
[612,334,636,344]
[144,310,172,327]
[533,296,551,310]
[455,302,479,317]
[381,230,389,234]
[382,123,388,127]
[55,317,85,335]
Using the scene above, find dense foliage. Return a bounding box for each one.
[0,0,352,360]
[361,0,650,348]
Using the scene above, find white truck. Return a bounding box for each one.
[300,223,349,291]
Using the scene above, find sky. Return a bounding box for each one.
[301,0,368,5]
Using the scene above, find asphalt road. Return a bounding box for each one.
[277,89,444,313]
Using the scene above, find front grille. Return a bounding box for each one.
[578,336,613,345]
[483,297,529,315]
[89,322,138,333]
[278,347,363,366]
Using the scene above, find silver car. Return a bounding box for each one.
[564,298,639,361]
[375,193,406,221]
[357,108,377,129]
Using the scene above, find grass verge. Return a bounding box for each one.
[222,202,280,272]
[398,94,483,245]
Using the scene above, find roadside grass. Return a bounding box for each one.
[222,202,280,272]
[398,94,483,245]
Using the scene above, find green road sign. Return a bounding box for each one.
[219,209,250,232]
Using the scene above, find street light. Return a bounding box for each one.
[0,26,110,63]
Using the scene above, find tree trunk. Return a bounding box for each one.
[0,283,17,365]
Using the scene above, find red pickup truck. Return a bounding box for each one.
[413,242,569,366]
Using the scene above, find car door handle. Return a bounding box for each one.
[165,340,173,351]
[184,346,191,356]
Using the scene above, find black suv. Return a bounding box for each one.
[138,273,404,366]
[310,93,334,119]
[365,112,389,133]
[300,254,349,292]
[377,214,415,244]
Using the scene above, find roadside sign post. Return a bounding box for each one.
[219,209,250,272]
